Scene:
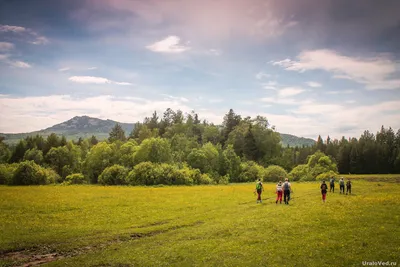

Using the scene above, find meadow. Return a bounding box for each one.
[0,177,399,267]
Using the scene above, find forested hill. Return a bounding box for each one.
[279,133,315,147]
[0,116,135,144]
[0,116,315,147]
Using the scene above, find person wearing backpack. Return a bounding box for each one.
[329,177,335,193]
[283,178,292,205]
[320,180,328,203]
[276,180,283,204]
[255,179,264,203]
[339,177,345,194]
[346,179,352,195]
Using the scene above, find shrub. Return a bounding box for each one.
[263,165,288,182]
[316,171,339,181]
[98,165,129,185]
[127,162,160,185]
[43,168,61,184]
[10,161,48,185]
[0,163,18,185]
[289,164,312,181]
[65,173,86,185]
[238,161,264,182]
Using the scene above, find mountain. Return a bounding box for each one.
[279,133,316,147]
[0,116,135,144]
[1,116,315,147]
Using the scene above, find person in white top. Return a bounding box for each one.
[276,181,283,204]
[283,178,292,205]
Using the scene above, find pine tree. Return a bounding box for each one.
[108,123,126,142]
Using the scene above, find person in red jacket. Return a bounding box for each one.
[276,181,283,204]
[321,180,328,203]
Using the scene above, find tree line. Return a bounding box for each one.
[0,108,399,185]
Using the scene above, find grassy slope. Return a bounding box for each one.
[0,180,399,267]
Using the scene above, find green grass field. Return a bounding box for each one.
[1,178,399,267]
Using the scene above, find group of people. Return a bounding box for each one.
[254,176,352,204]
[320,177,352,202]
[255,178,292,205]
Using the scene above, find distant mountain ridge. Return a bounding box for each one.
[0,116,315,147]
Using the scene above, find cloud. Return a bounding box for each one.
[260,97,312,106]
[262,81,278,90]
[256,72,270,80]
[0,95,192,133]
[278,87,306,97]
[272,49,400,90]
[146,36,190,53]
[306,81,322,88]
[0,54,31,68]
[0,25,26,33]
[58,67,70,72]
[87,67,97,70]
[161,94,189,102]
[0,42,14,51]
[78,0,297,42]
[68,76,132,85]
[326,90,354,95]
[0,24,48,45]
[206,49,221,56]
[10,61,31,68]
[31,36,49,45]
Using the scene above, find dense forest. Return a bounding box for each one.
[0,109,399,186]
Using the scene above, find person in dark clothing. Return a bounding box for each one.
[339,177,345,194]
[321,180,328,203]
[329,177,335,193]
[283,178,292,205]
[346,179,352,195]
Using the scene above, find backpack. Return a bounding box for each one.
[283,182,289,190]
[256,182,262,190]
[321,184,327,190]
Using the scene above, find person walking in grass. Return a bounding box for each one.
[329,176,335,193]
[276,180,283,204]
[283,178,292,205]
[339,177,345,194]
[346,179,352,195]
[255,179,264,203]
[321,180,328,203]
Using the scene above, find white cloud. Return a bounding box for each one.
[0,24,48,45]
[345,100,356,104]
[306,81,322,88]
[58,67,70,72]
[146,36,190,53]
[0,95,193,133]
[0,55,31,68]
[0,42,14,51]
[278,87,306,97]
[10,61,31,68]
[0,25,26,33]
[207,49,221,56]
[261,97,313,106]
[87,67,97,70]
[31,36,49,45]
[256,72,270,80]
[262,81,278,90]
[68,76,132,85]
[272,49,400,90]
[326,90,354,95]
[162,94,189,102]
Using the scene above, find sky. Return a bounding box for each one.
[0,0,400,139]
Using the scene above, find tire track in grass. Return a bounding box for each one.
[0,221,204,267]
